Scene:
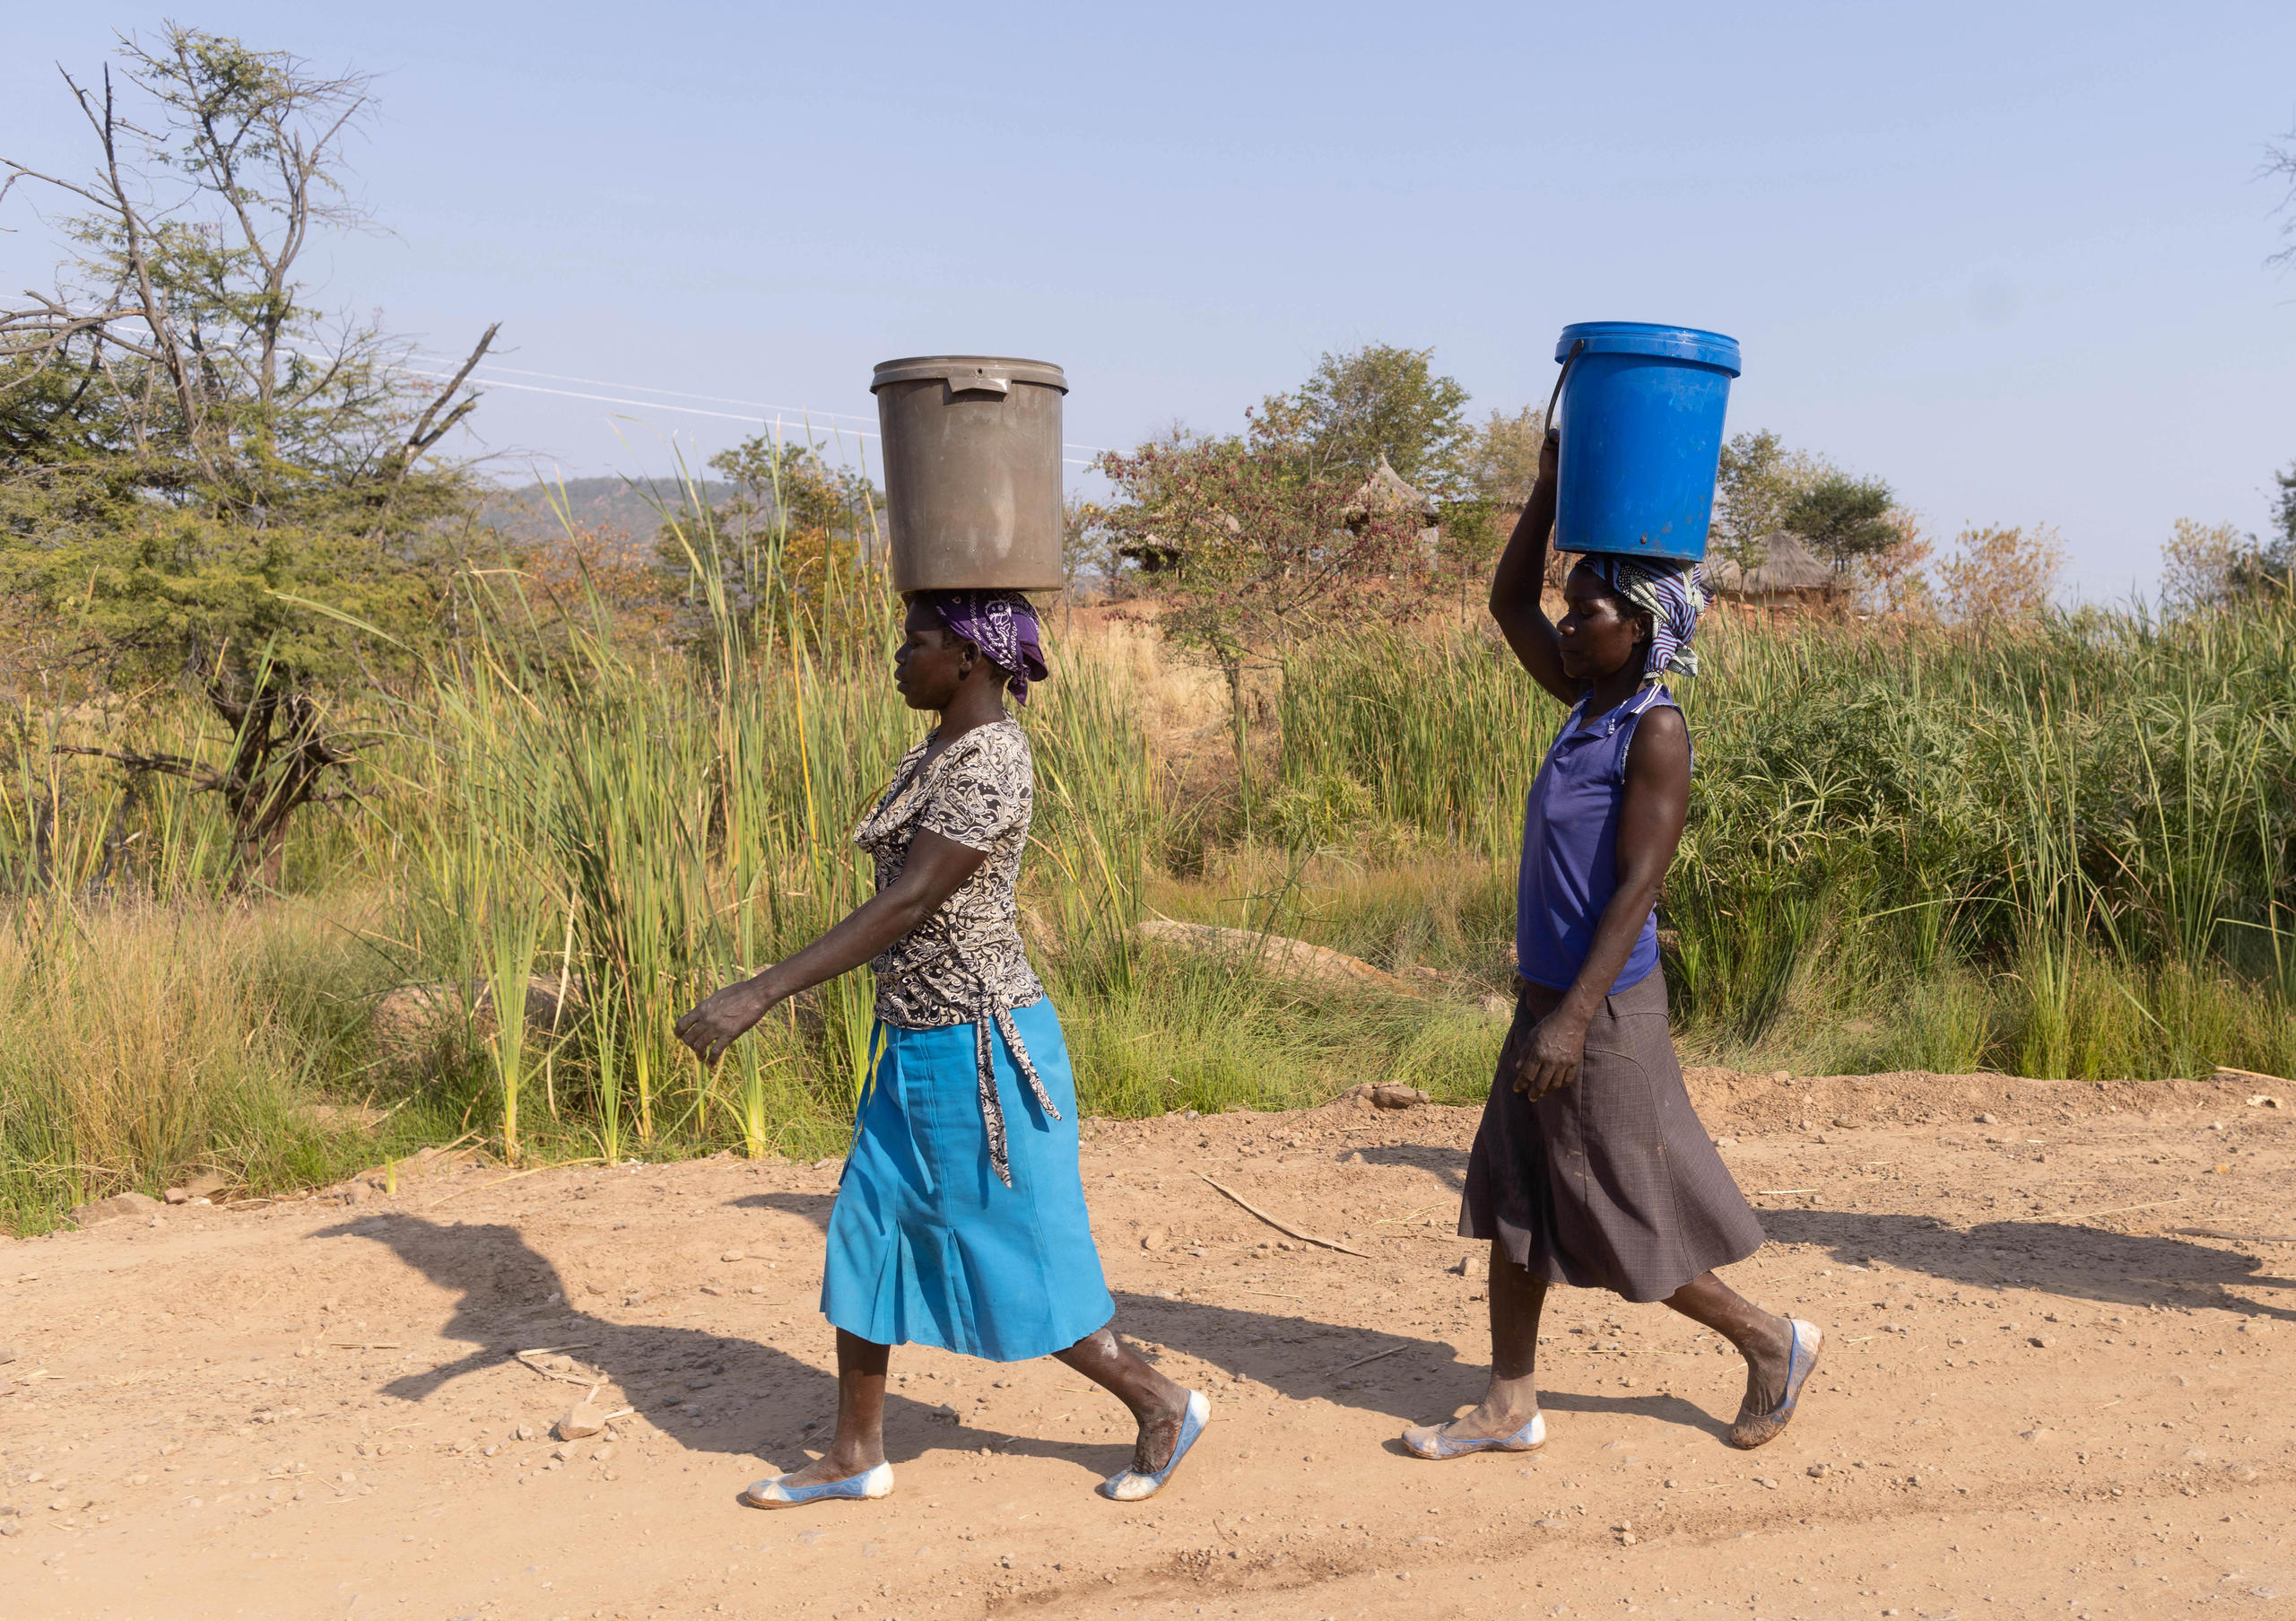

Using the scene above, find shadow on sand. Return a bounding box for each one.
[313,1207,1492,1477]
[1756,1207,2296,1322]
[317,1176,2286,1482]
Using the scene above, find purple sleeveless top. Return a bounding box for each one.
[1516,684,1686,996]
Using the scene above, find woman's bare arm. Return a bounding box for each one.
[1511,704,1692,1095]
[1488,432,1576,706]
[674,828,988,1063]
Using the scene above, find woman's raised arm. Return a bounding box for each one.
[1489,431,1576,706]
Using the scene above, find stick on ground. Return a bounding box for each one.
[2170,1226,2296,1243]
[429,1158,603,1207]
[2036,1195,2183,1223]
[1323,1343,1408,1375]
[1197,1173,1370,1258]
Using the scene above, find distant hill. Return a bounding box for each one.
[474,475,735,548]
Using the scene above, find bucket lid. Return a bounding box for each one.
[1554,323,1740,377]
[871,355,1068,393]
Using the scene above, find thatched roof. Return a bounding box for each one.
[1705,530,1834,597]
[1344,455,1439,526]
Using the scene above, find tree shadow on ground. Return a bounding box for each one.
[1758,1208,2296,1322]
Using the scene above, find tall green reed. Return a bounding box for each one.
[1278,602,2296,1076]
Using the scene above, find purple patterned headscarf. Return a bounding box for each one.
[925,589,1050,706]
[1579,555,1707,684]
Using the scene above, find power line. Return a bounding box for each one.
[406,353,1110,458]
[408,354,877,425]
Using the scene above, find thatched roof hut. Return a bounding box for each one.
[1344,455,1439,561]
[1344,455,1439,524]
[1704,530,1834,605]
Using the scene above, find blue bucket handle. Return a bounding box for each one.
[1544,337,1586,447]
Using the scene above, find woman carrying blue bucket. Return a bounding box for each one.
[1403,324,1822,1461]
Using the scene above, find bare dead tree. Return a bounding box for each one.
[2266,126,2296,272]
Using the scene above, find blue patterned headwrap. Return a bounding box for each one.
[1579,556,1707,684]
[923,588,1049,706]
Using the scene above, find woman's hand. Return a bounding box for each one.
[1536,427,1559,487]
[1511,1007,1588,1098]
[674,972,783,1065]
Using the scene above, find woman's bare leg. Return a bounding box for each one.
[1056,1325,1192,1472]
[1405,1240,1546,1447]
[1662,1271,1796,1425]
[770,1329,889,1487]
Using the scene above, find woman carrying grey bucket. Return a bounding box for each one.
[675,590,1208,1507]
[1401,432,1822,1462]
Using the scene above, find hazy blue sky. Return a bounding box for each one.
[6,3,2292,595]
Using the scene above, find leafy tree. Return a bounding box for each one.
[0,27,497,883]
[2269,462,2296,577]
[1093,407,1431,693]
[1784,471,1898,572]
[1278,344,1473,498]
[2160,512,2294,614]
[1059,493,1118,599]
[1463,405,1547,505]
[1709,430,1825,574]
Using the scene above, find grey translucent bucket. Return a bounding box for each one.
[870,355,1067,594]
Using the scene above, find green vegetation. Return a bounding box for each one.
[0,532,1502,1232]
[1279,601,2296,1082]
[8,558,2293,1233]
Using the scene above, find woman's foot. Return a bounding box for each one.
[1126,1383,1195,1474]
[1402,1399,1546,1460]
[1728,1319,1822,1450]
[1100,1390,1211,1502]
[742,1453,894,1508]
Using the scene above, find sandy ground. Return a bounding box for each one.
[4,1067,2292,1621]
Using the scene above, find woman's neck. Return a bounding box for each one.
[1579,662,1645,722]
[932,684,1009,745]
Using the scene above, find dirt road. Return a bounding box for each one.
[4,1068,2292,1620]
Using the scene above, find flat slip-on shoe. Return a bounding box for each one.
[1099,1390,1211,1503]
[742,1460,894,1507]
[1729,1320,1823,1450]
[1402,1409,1546,1460]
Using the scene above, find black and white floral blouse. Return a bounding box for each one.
[852,717,1047,1031]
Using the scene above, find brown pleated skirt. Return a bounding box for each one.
[1459,970,1766,1303]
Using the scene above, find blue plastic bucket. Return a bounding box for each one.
[1551,322,1741,564]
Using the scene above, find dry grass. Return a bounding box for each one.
[0,893,444,1228]
[7,552,2294,1234]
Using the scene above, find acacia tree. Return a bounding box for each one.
[1785,471,1899,573]
[1,27,498,885]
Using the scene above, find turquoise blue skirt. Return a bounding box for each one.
[822,998,1115,1361]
